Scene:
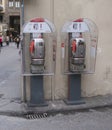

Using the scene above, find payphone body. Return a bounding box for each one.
[30,38,45,73]
[22,17,56,75]
[69,37,86,72]
[61,18,98,74]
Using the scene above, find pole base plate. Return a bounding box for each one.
[27,102,48,107]
[64,99,85,105]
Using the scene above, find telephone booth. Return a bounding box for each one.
[61,18,98,105]
[21,17,57,106]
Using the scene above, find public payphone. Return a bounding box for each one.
[61,18,98,74]
[22,18,56,76]
[22,17,56,106]
[61,18,98,105]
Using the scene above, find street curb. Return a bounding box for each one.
[0,99,112,118]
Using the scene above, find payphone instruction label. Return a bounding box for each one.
[23,22,52,33]
[64,22,89,32]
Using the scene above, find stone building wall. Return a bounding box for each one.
[23,0,112,100]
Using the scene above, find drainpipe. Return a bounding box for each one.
[21,0,26,102]
[21,0,24,25]
[50,0,55,101]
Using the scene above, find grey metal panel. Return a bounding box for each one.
[29,76,47,106]
[64,74,85,105]
[69,74,81,101]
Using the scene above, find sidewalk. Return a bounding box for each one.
[0,94,112,116]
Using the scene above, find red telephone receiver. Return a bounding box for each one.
[72,40,76,52]
[29,40,35,54]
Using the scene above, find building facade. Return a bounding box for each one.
[0,0,5,22]
[22,0,112,101]
[0,0,20,38]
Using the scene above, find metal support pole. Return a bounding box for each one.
[28,76,47,107]
[64,74,85,105]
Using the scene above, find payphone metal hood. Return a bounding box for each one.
[22,17,55,33]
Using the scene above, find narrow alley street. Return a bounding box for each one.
[0,43,21,108]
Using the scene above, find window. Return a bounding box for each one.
[15,0,20,8]
[9,0,14,7]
